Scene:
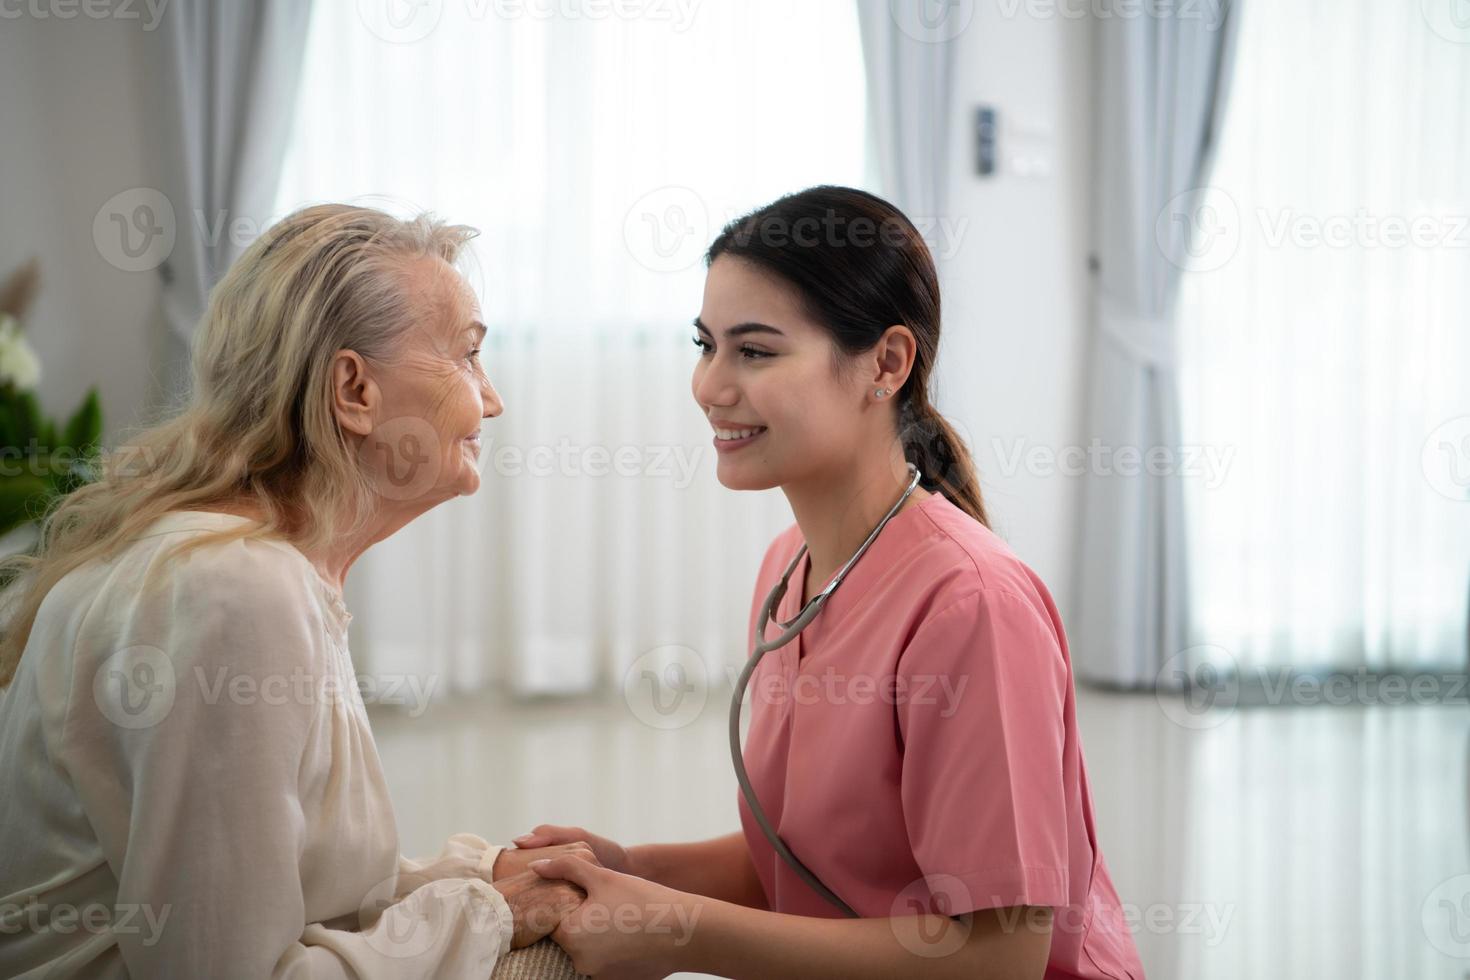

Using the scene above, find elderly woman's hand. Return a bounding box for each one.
[492,869,588,949]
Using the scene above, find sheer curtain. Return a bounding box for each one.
[1176,0,1470,673]
[138,0,312,407]
[854,0,956,219]
[274,1,869,700]
[1071,2,1239,687]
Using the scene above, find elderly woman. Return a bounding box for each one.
[0,205,590,977]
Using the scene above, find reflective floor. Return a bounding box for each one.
[370,685,1469,979]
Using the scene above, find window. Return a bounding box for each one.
[1176,0,1470,670]
[275,0,868,338]
[271,0,870,694]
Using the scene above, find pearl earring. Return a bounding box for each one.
[875,388,890,398]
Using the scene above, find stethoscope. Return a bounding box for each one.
[728,463,923,918]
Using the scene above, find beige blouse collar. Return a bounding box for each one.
[138,511,355,645]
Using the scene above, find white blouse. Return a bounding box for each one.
[0,511,515,978]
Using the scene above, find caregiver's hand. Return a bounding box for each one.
[493,838,599,881]
[511,825,639,877]
[492,869,588,949]
[529,855,696,978]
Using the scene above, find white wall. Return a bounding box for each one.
[938,5,1094,625]
[0,16,166,443]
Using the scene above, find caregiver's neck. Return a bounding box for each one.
[781,445,930,600]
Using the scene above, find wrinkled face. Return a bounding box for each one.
[691,256,871,491]
[362,256,502,505]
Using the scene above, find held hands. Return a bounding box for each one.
[491,825,637,952]
[528,854,697,979]
[490,869,588,949]
[493,836,603,881]
[490,827,611,946]
[502,825,693,976]
[506,824,639,878]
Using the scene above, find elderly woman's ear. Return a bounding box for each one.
[331,348,379,438]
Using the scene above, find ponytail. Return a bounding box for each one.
[900,394,988,528]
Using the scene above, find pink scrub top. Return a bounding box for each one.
[737,491,1144,980]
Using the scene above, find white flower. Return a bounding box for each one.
[0,314,42,390]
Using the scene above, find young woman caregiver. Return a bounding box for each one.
[518,186,1145,980]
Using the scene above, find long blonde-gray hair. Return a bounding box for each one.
[0,204,476,687]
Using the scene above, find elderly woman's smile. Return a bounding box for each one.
[349,253,501,506]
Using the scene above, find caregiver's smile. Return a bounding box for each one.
[708,418,768,452]
[692,255,875,492]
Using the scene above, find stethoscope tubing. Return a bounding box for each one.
[729,464,923,919]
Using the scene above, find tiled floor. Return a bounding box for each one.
[370,685,1468,979]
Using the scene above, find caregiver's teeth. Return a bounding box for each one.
[715,427,765,440]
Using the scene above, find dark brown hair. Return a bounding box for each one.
[705,186,987,527]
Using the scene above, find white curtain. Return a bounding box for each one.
[1073,0,1239,686]
[1176,0,1470,672]
[137,0,312,405]
[854,0,957,219]
[275,1,870,701]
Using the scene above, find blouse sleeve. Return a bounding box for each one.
[895,588,1072,914]
[64,542,513,978]
[393,833,506,903]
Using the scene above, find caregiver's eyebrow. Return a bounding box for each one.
[692,317,784,338]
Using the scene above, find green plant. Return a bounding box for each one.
[0,261,105,540]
